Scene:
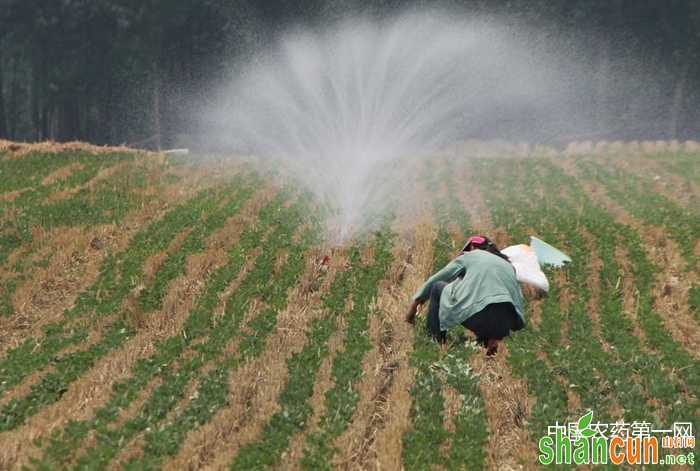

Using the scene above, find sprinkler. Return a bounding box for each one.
[317,254,330,268]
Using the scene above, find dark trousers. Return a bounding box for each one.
[426,281,520,344]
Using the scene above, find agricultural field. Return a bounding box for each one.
[0,139,699,470]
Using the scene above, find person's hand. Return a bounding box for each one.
[405,299,420,325]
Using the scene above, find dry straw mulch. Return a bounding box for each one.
[0,139,149,160]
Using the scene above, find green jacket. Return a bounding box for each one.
[413,249,525,331]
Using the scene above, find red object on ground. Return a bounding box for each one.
[319,254,330,267]
[486,338,502,356]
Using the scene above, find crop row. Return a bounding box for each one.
[27,189,311,470]
[402,160,459,470]
[471,155,699,465]
[572,159,700,420]
[119,198,318,471]
[0,151,124,195]
[402,157,487,470]
[583,159,699,265]
[0,255,52,317]
[0,183,258,433]
[0,175,256,415]
[480,160,654,422]
[136,173,259,313]
[230,228,394,470]
[0,152,132,216]
[467,160,597,466]
[645,150,700,186]
[579,157,700,325]
[0,152,140,317]
[298,226,394,470]
[563,157,700,461]
[0,183,214,396]
[439,159,489,469]
[0,153,144,266]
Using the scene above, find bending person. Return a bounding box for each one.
[405,235,525,354]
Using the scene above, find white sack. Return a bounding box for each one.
[502,244,549,292]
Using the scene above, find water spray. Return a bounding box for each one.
[207,11,561,241]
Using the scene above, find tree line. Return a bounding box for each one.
[1,0,699,148]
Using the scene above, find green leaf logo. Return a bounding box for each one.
[577,411,595,438]
[578,411,593,429]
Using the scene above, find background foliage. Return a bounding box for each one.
[1,0,699,148]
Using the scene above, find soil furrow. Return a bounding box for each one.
[277,326,345,471]
[0,163,215,357]
[0,189,267,471]
[372,218,435,471]
[555,157,700,359]
[608,154,700,214]
[40,162,85,186]
[471,345,538,471]
[194,246,342,471]
[107,296,272,471]
[331,227,411,471]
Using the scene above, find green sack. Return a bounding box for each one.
[530,236,572,267]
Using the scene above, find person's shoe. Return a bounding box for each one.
[486,338,502,356]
